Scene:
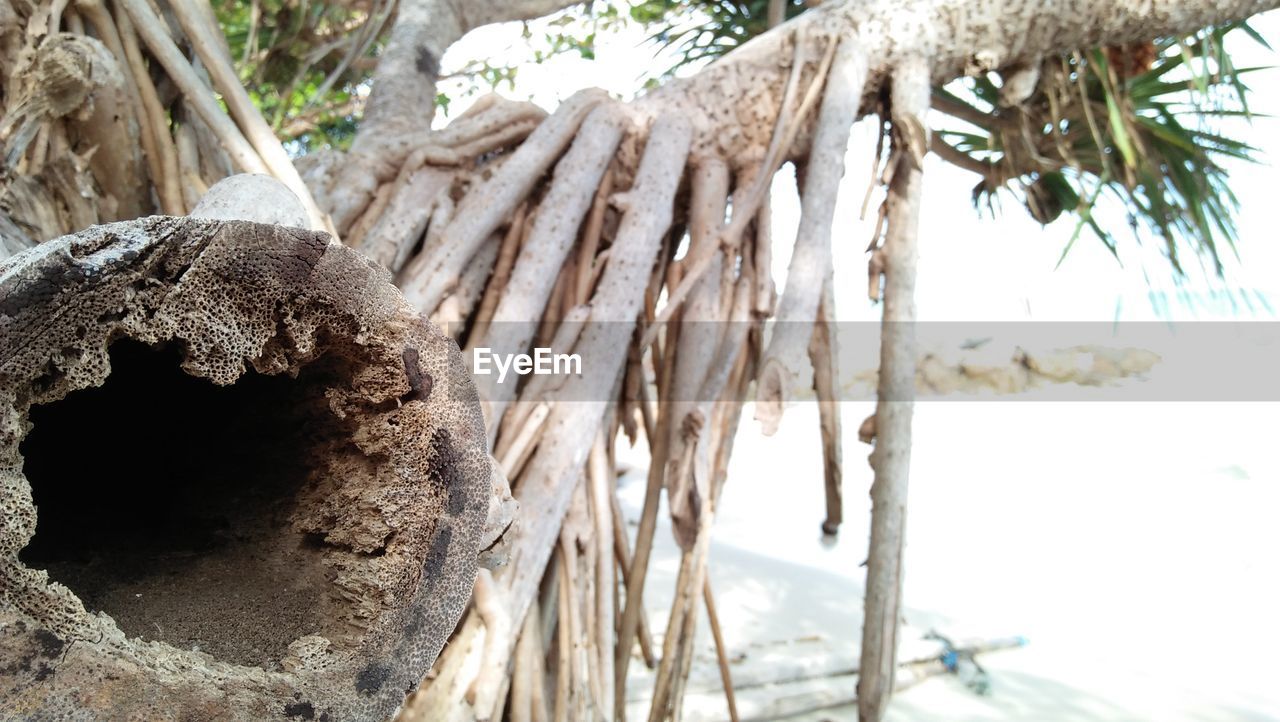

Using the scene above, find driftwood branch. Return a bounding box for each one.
[404,115,693,721]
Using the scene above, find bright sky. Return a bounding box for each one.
[436,8,1280,325]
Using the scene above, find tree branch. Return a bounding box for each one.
[637,0,1280,164]
[928,133,999,184]
[354,0,585,150]
[930,89,1008,131]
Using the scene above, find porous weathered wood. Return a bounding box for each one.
[0,216,491,721]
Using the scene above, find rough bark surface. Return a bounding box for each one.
[754,37,865,435]
[472,101,627,427]
[0,216,490,721]
[664,156,729,549]
[857,55,929,722]
[632,0,1277,169]
[354,0,586,148]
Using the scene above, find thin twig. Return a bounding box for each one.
[703,578,740,722]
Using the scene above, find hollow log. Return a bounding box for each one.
[0,216,491,721]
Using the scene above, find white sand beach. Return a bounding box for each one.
[619,398,1280,721]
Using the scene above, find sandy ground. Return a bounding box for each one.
[617,398,1280,721]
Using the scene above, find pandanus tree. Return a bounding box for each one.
[0,0,1271,720]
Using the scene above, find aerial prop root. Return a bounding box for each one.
[857,53,930,722]
[400,89,611,314]
[470,101,629,435]
[641,26,842,351]
[754,36,868,435]
[398,113,694,722]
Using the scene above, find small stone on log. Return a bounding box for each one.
[189,174,311,229]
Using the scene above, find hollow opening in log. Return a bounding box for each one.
[18,339,332,670]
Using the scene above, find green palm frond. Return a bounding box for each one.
[629,0,808,77]
[935,22,1269,275]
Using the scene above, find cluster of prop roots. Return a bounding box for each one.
[0,1,936,720]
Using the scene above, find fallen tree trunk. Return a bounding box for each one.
[0,209,494,721]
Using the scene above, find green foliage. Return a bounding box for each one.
[212,0,623,148]
[936,24,1268,275]
[627,0,806,77]
[436,12,610,106]
[214,0,387,152]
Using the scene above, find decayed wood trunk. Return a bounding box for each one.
[0,211,493,721]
